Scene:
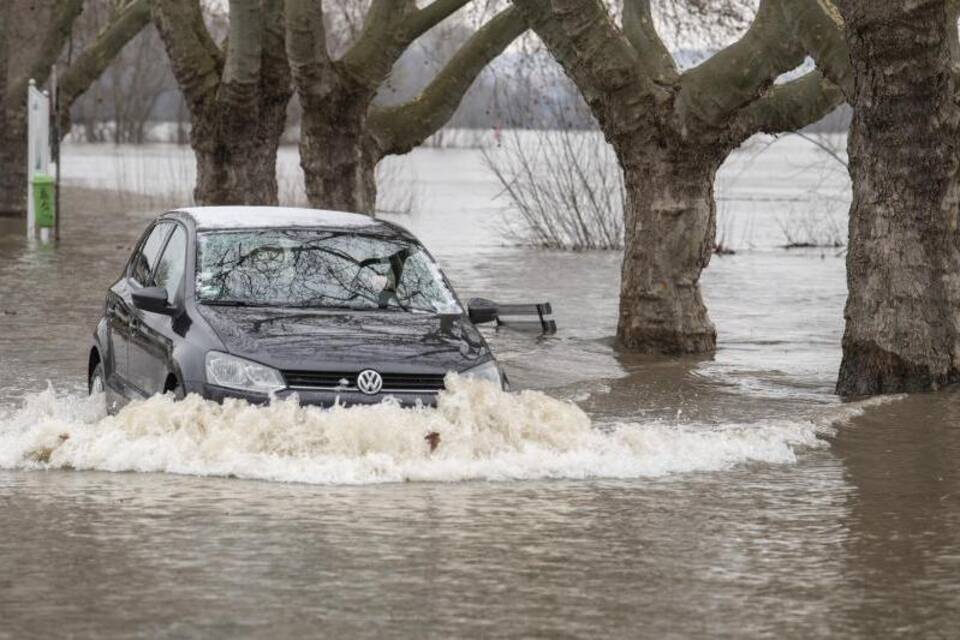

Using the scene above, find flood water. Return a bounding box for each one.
[1,137,959,638]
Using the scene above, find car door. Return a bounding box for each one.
[120,221,172,396]
[104,283,131,389]
[129,223,187,396]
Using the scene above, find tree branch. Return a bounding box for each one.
[58,0,151,111]
[676,0,806,130]
[622,0,677,84]
[732,70,844,137]
[284,0,331,98]
[402,0,473,40]
[368,5,526,156]
[25,0,85,88]
[261,0,292,99]
[152,0,224,109]
[513,0,667,141]
[779,0,854,99]
[340,0,470,89]
[339,0,416,86]
[222,0,262,88]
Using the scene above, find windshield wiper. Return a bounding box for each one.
[283,303,381,312]
[201,300,275,308]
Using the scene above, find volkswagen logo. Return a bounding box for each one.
[357,369,383,395]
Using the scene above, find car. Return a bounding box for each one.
[88,207,554,413]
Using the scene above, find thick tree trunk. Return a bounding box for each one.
[299,94,378,214]
[836,1,960,396]
[0,111,27,216]
[617,147,721,353]
[190,96,288,206]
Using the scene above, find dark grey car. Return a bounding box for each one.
[88,207,518,412]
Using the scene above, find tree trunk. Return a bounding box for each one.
[0,111,27,216]
[617,147,721,353]
[299,94,378,214]
[190,97,288,206]
[836,0,960,396]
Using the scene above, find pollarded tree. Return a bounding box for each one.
[0,0,151,215]
[152,0,293,206]
[828,0,960,395]
[284,0,527,212]
[511,0,851,354]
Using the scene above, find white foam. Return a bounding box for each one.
[0,376,843,486]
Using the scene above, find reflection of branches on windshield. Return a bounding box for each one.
[197,230,456,313]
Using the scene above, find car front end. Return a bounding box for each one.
[188,347,506,408]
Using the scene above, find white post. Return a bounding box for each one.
[26,80,36,239]
[26,79,51,241]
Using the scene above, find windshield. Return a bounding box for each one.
[196,229,462,314]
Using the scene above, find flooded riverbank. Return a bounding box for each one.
[1,139,958,638]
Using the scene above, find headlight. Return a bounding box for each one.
[461,360,508,390]
[205,352,286,395]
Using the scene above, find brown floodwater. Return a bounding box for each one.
[1,167,958,638]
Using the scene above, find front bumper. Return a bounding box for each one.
[184,382,440,408]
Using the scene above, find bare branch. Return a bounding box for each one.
[284,0,332,98]
[676,0,805,129]
[622,0,677,83]
[261,0,291,98]
[33,0,85,82]
[792,130,848,168]
[368,6,526,155]
[732,70,844,137]
[780,0,854,98]
[339,0,415,84]
[222,0,262,86]
[402,0,474,40]
[340,0,470,89]
[152,0,224,108]
[58,0,151,111]
[513,0,667,141]
[4,0,84,95]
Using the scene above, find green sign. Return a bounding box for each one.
[32,174,55,229]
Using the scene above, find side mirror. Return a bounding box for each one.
[467,298,499,324]
[130,282,173,315]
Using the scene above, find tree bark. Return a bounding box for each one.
[834,0,960,396]
[0,111,27,217]
[191,95,289,206]
[0,2,20,215]
[618,147,722,353]
[153,0,292,206]
[299,89,379,212]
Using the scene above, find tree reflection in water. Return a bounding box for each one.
[196,230,462,314]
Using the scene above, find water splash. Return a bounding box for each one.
[0,376,848,485]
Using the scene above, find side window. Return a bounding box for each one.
[130,223,171,286]
[154,226,187,305]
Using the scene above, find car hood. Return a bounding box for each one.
[196,306,490,373]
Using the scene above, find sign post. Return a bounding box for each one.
[27,78,54,244]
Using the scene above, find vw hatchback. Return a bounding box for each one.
[88,207,512,412]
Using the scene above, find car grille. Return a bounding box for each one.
[283,370,446,394]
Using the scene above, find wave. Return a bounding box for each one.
[0,375,851,486]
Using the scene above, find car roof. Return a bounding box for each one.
[168,206,405,235]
